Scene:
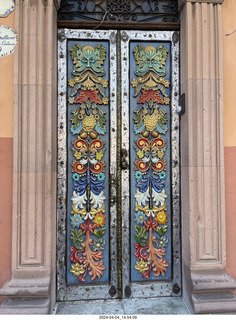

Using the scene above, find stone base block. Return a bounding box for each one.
[0,278,50,297]
[191,269,236,314]
[0,277,51,314]
[0,298,49,314]
[192,292,236,314]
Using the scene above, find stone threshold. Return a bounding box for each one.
[53,297,190,315]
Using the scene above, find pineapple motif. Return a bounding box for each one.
[82,114,96,132]
[143,113,159,132]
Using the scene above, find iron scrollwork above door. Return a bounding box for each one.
[58,0,179,23]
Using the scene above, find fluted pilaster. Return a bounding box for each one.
[0,0,59,314]
[182,1,224,269]
[180,0,236,313]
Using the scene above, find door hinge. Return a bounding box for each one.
[109,285,117,297]
[172,31,179,45]
[58,30,66,42]
[121,31,128,42]
[110,31,117,44]
[173,283,181,294]
[125,285,131,298]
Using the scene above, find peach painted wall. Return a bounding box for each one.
[0,11,14,303]
[222,0,236,280]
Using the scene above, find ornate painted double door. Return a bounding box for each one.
[57,29,180,301]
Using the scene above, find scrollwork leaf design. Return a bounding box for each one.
[70,228,84,250]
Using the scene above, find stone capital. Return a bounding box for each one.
[179,0,224,11]
[53,0,61,10]
[16,0,61,9]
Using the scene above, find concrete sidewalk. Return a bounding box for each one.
[53,297,190,315]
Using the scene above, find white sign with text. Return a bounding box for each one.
[0,25,17,57]
[0,0,15,17]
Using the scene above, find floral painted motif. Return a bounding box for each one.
[132,44,170,279]
[68,43,108,282]
[135,211,147,224]
[93,212,106,227]
[71,214,83,227]
[68,44,108,137]
[155,210,168,225]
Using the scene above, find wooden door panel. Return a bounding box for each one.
[57,29,181,301]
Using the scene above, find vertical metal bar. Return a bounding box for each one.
[170,31,181,293]
[57,29,67,301]
[116,30,123,298]
[120,31,131,297]
[109,29,119,296]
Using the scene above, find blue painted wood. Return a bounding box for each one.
[65,38,173,286]
[129,40,172,281]
[67,40,110,284]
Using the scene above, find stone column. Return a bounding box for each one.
[179,0,236,313]
[0,0,61,314]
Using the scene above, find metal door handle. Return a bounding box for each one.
[121,148,129,170]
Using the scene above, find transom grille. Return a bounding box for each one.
[58,0,179,23]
